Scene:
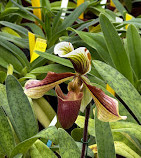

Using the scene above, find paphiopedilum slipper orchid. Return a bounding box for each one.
[24,42,127,129]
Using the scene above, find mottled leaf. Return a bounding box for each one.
[30,139,57,158]
[113,132,141,156]
[95,109,116,158]
[93,60,141,123]
[90,141,140,158]
[0,84,15,128]
[114,141,140,158]
[11,126,58,158]
[6,75,38,141]
[110,121,141,142]
[58,128,80,158]
[0,107,15,157]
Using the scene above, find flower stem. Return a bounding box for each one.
[81,103,91,158]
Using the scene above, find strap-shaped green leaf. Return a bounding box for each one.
[22,23,45,38]
[127,24,141,80]
[57,1,89,33]
[0,21,28,36]
[0,107,15,157]
[100,14,133,84]
[58,128,80,158]
[10,126,58,158]
[0,38,29,68]
[0,32,29,48]
[95,109,116,158]
[68,28,114,66]
[0,84,16,128]
[123,18,141,28]
[10,0,43,26]
[6,75,38,142]
[114,141,140,158]
[30,64,73,74]
[0,71,6,83]
[113,132,141,156]
[93,60,141,123]
[30,140,57,158]
[112,0,127,16]
[76,115,141,155]
[0,46,23,73]
[36,51,73,68]
[111,121,141,142]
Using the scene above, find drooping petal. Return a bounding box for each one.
[80,84,92,112]
[55,85,83,129]
[83,82,127,122]
[54,42,74,57]
[24,72,75,99]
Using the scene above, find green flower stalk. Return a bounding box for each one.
[24,42,127,129]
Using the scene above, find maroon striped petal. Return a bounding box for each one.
[55,85,83,129]
[24,72,75,99]
[83,81,127,122]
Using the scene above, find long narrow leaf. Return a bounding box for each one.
[57,1,89,33]
[93,60,141,124]
[100,14,133,84]
[95,109,116,158]
[58,128,80,158]
[52,9,62,33]
[22,23,45,38]
[0,46,23,73]
[127,24,141,80]
[0,107,15,157]
[112,0,127,16]
[0,33,29,48]
[30,64,73,74]
[30,140,57,158]
[0,21,28,36]
[6,75,38,142]
[10,0,43,26]
[36,51,73,68]
[68,28,114,66]
[0,38,29,68]
[10,126,58,158]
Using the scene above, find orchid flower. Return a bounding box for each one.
[24,42,127,129]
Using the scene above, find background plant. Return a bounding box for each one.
[0,0,141,157]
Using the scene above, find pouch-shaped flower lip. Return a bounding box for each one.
[24,72,75,99]
[55,85,83,129]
